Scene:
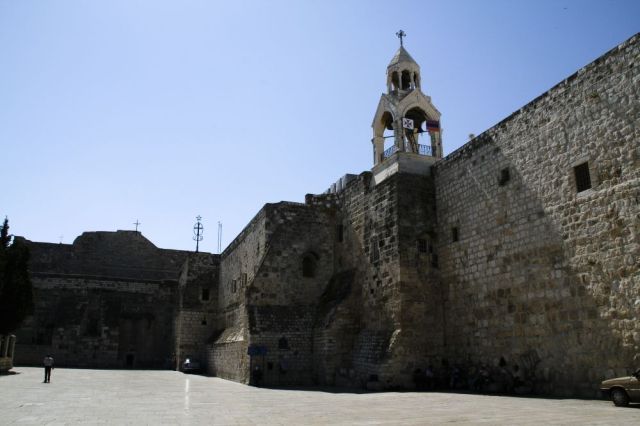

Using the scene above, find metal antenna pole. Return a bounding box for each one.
[193,215,204,253]
[217,221,222,254]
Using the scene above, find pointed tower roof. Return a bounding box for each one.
[387,46,418,68]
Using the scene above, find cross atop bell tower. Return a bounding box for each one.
[371,32,443,171]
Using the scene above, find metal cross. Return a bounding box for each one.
[193,215,204,253]
[133,219,141,232]
[396,30,406,47]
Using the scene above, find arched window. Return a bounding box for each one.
[302,253,317,277]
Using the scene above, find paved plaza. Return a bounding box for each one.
[1,367,639,425]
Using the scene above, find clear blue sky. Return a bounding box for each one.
[1,0,638,252]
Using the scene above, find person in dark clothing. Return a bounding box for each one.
[251,365,263,387]
[43,355,54,383]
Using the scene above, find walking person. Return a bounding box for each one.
[43,354,54,383]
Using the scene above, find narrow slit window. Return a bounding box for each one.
[417,239,428,253]
[337,224,344,242]
[574,162,592,193]
[498,168,510,186]
[452,227,459,243]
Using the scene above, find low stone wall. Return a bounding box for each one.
[0,335,16,373]
[207,339,248,383]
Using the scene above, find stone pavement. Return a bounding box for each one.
[1,367,639,425]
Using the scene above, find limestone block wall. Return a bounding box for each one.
[312,269,362,387]
[248,306,315,386]
[248,203,335,306]
[15,275,177,368]
[175,253,219,370]
[433,33,639,396]
[21,231,188,281]
[245,203,334,386]
[209,208,268,381]
[394,173,443,379]
[207,339,248,382]
[307,170,441,388]
[211,201,337,385]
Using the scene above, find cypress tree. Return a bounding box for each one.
[0,217,34,335]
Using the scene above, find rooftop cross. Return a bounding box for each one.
[193,215,204,253]
[395,30,406,47]
[133,219,141,232]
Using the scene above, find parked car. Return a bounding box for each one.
[600,369,640,406]
[181,357,201,374]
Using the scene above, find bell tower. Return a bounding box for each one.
[371,31,443,169]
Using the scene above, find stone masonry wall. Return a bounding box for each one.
[433,33,640,397]
[16,274,177,368]
[176,253,219,370]
[245,203,335,386]
[336,172,401,386]
[394,173,443,380]
[208,207,269,382]
[14,231,214,370]
[306,171,441,389]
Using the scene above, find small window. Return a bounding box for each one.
[231,279,237,293]
[452,227,459,243]
[498,168,510,186]
[201,288,210,301]
[417,239,428,253]
[201,317,207,325]
[431,254,439,268]
[241,273,247,286]
[574,162,592,193]
[337,224,344,242]
[302,256,316,277]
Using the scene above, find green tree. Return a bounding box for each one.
[0,217,34,335]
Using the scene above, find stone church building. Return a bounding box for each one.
[14,33,639,397]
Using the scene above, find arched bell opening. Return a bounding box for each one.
[381,111,395,152]
[401,70,412,90]
[373,111,396,164]
[390,71,400,92]
[403,107,430,154]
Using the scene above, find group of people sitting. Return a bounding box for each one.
[413,357,530,394]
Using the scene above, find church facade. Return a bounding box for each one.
[15,33,639,397]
